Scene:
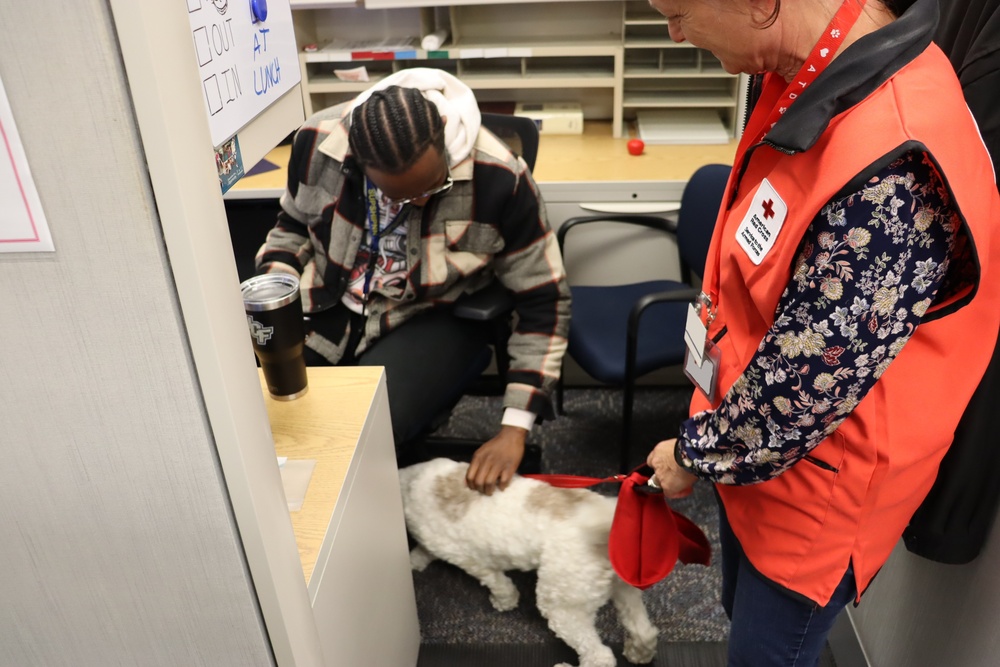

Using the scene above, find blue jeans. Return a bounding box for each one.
[719,502,856,667]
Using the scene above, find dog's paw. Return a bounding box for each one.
[572,647,617,667]
[623,635,657,664]
[489,590,519,612]
[409,545,435,572]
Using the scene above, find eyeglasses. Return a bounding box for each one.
[387,175,454,207]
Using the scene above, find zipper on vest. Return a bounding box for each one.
[803,454,840,474]
[741,75,760,135]
[711,325,728,344]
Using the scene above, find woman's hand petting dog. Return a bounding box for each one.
[466,424,527,495]
[646,438,698,499]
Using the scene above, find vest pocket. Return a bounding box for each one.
[801,430,846,474]
[803,454,840,474]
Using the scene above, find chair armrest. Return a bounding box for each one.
[623,287,701,384]
[628,287,701,340]
[628,287,701,335]
[453,281,515,321]
[557,214,677,251]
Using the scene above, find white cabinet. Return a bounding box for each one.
[290,1,746,139]
[262,368,420,667]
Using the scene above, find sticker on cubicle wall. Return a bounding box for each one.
[216,135,246,194]
[0,73,54,253]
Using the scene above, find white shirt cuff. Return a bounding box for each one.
[501,407,536,432]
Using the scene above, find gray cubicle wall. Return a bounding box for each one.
[836,515,1000,667]
[0,3,273,665]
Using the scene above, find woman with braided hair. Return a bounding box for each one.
[256,70,570,495]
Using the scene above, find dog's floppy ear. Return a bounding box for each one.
[608,467,711,590]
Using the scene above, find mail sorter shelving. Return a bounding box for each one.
[290,1,745,139]
[621,0,746,140]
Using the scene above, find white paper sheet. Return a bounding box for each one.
[279,459,316,512]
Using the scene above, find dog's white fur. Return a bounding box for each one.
[399,458,658,667]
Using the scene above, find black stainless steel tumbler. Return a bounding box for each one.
[241,273,308,400]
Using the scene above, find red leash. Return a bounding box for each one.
[524,468,691,498]
[523,472,628,488]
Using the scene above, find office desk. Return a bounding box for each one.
[532,121,738,182]
[260,366,419,667]
[227,121,739,199]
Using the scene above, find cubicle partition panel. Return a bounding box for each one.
[0,3,276,665]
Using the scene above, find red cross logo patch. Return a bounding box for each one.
[735,179,787,266]
[762,199,775,219]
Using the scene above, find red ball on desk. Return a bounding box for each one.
[627,139,645,156]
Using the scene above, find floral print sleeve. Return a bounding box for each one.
[676,151,970,485]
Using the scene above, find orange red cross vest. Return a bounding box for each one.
[691,44,1000,605]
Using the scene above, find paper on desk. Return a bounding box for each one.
[279,459,316,512]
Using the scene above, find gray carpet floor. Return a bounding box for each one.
[413,385,732,646]
[417,641,837,667]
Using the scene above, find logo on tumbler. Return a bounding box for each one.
[247,316,274,345]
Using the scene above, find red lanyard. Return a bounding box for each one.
[703,0,867,320]
[749,0,867,146]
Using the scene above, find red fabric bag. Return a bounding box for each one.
[525,465,711,590]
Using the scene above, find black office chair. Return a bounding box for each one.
[556,163,731,472]
[477,112,539,174]
[442,112,540,397]
[411,112,544,471]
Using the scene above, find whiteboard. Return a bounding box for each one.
[186,0,301,148]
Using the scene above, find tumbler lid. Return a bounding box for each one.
[241,274,300,312]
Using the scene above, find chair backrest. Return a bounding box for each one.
[480,112,540,171]
[675,163,731,279]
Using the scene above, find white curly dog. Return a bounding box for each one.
[399,458,658,667]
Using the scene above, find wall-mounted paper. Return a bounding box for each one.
[0,74,54,253]
[186,0,301,148]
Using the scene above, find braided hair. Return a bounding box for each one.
[349,85,446,174]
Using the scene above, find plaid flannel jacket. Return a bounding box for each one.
[256,103,570,417]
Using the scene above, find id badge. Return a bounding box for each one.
[684,302,708,366]
[684,339,721,403]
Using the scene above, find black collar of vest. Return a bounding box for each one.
[763,0,938,154]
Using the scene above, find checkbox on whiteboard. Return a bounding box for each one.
[193,27,212,66]
[203,75,223,115]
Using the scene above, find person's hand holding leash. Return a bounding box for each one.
[646,438,697,499]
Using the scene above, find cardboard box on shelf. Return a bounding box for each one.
[514,103,584,135]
